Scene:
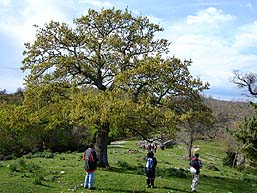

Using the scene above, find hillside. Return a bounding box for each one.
[203,97,254,128]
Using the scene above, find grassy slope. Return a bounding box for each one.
[0,140,256,193]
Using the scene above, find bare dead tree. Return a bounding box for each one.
[233,70,257,96]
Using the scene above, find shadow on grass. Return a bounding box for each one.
[101,166,256,193]
[95,187,192,193]
[95,187,148,193]
[102,164,189,179]
[161,186,192,193]
[200,174,256,192]
[94,185,192,193]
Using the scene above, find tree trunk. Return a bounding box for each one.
[95,123,110,167]
[185,141,193,160]
[185,131,193,160]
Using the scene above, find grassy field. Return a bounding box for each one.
[0,139,256,193]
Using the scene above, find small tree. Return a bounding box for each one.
[232,70,257,162]
[234,115,257,162]
[171,94,215,159]
[232,70,257,96]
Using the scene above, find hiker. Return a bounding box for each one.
[83,143,98,190]
[189,153,202,192]
[145,151,157,188]
[153,144,157,153]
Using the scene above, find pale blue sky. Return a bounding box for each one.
[1,0,257,101]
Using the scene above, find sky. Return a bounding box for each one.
[1,0,257,101]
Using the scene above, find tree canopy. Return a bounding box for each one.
[21,8,209,166]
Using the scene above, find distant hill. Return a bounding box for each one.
[203,97,254,129]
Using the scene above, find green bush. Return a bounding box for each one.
[222,151,236,167]
[9,162,18,172]
[9,159,40,174]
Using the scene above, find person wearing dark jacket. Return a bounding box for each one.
[189,153,202,192]
[83,143,98,190]
[145,151,157,188]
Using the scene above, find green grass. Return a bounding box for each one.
[0,139,256,193]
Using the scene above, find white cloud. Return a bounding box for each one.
[0,0,11,7]
[164,7,257,92]
[186,7,234,25]
[0,0,71,45]
[233,21,257,50]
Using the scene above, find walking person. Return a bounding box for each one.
[83,143,98,190]
[145,151,157,188]
[189,153,202,192]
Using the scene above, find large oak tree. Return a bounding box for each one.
[21,8,208,167]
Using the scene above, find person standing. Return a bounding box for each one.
[189,153,202,192]
[83,143,98,190]
[145,151,157,188]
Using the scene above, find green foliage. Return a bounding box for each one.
[19,7,210,167]
[0,102,28,156]
[9,158,40,175]
[31,151,55,159]
[234,115,257,161]
[222,150,236,167]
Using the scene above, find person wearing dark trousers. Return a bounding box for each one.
[145,151,157,188]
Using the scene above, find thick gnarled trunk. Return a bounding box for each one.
[95,123,110,167]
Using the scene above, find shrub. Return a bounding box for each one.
[9,159,40,174]
[32,151,55,158]
[9,163,18,172]
[222,151,236,167]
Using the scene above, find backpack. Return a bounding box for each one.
[84,150,96,170]
[145,157,153,170]
[190,158,200,170]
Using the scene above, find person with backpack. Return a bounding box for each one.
[83,143,98,190]
[145,151,157,188]
[189,153,202,192]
